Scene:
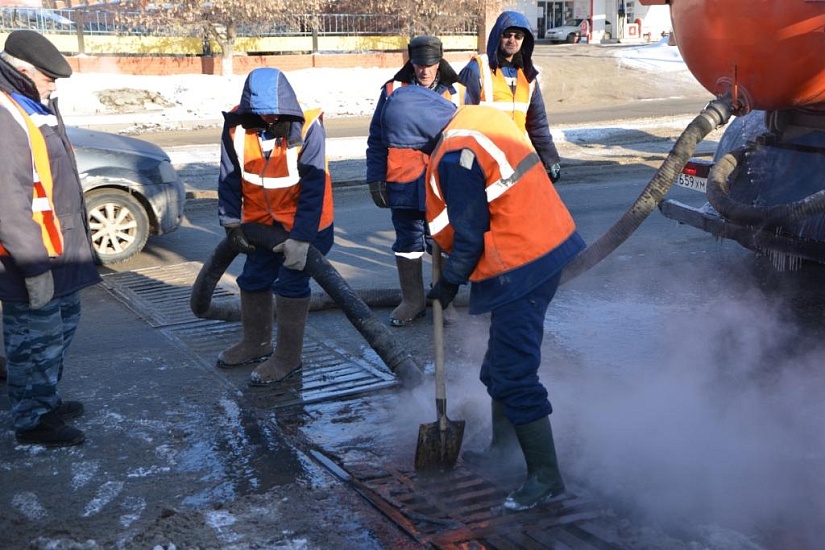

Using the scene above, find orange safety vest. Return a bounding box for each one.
[0,91,63,258]
[473,54,535,136]
[426,106,577,282]
[230,108,334,231]
[384,80,463,184]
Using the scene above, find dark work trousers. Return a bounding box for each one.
[3,291,82,431]
[479,272,561,426]
[390,208,431,257]
[237,224,334,298]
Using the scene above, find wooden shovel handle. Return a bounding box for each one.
[432,243,447,416]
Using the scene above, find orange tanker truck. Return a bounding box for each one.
[645,0,825,271]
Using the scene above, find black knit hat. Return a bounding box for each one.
[408,35,443,66]
[3,30,72,79]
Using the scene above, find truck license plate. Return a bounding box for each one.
[677,173,707,193]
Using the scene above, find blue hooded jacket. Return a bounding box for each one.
[366,61,461,210]
[458,11,560,169]
[380,86,457,153]
[218,68,329,243]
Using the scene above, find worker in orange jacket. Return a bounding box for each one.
[459,10,562,183]
[381,85,586,510]
[216,67,334,387]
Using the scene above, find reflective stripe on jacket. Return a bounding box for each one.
[474,54,534,135]
[0,91,63,258]
[383,80,463,185]
[230,108,333,232]
[426,105,576,282]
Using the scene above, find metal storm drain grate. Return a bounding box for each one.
[170,323,398,407]
[309,450,624,549]
[102,263,397,406]
[101,262,236,328]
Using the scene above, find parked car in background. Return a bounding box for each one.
[546,18,611,43]
[547,18,584,43]
[68,127,186,264]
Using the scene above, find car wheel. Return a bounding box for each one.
[567,33,578,43]
[85,189,150,264]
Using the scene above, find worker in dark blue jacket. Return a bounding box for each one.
[382,86,585,511]
[366,36,463,327]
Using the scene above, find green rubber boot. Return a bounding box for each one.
[503,416,566,511]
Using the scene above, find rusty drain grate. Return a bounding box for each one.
[307,449,624,549]
[101,262,398,406]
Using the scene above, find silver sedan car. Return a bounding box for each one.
[68,127,186,264]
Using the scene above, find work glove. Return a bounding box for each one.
[547,163,561,183]
[225,225,255,254]
[25,271,54,310]
[273,238,311,271]
[427,279,459,309]
[368,180,389,208]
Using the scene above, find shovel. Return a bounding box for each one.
[415,242,465,471]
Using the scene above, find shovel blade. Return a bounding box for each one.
[414,417,466,471]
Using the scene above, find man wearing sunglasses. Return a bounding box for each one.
[459,11,562,184]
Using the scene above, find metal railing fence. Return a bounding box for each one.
[0,8,476,37]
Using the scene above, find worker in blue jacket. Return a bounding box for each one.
[366,35,463,327]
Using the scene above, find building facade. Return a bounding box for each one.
[510,0,671,42]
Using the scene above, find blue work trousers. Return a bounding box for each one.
[237,225,334,298]
[3,291,82,430]
[479,273,561,426]
[391,208,431,256]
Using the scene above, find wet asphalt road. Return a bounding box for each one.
[2,106,824,547]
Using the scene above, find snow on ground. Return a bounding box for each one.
[58,40,688,124]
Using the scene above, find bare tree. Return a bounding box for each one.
[111,0,492,75]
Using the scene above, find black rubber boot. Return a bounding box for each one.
[503,416,566,511]
[390,257,426,326]
[463,400,519,466]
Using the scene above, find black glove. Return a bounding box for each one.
[225,225,255,254]
[427,279,459,309]
[368,180,389,208]
[547,163,561,183]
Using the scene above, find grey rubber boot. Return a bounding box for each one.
[216,290,273,368]
[390,257,426,326]
[463,400,519,465]
[249,295,310,386]
[503,416,566,511]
